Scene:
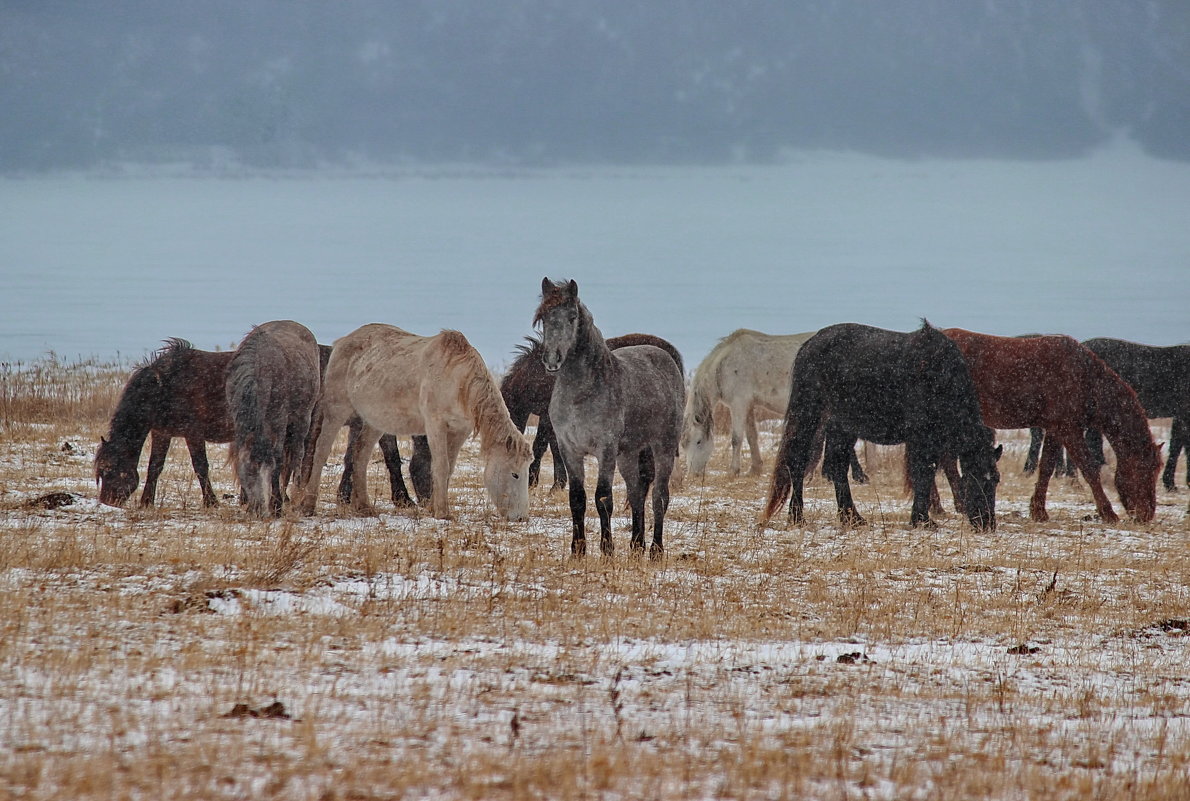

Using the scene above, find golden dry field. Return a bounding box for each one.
[1,356,1188,800]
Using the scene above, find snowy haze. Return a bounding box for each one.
[2,143,1188,368]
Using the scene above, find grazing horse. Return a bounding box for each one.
[1081,338,1189,492]
[95,339,233,507]
[535,278,685,557]
[500,333,684,490]
[300,324,532,521]
[226,321,322,518]
[940,329,1161,523]
[761,322,999,530]
[682,328,868,482]
[313,344,432,508]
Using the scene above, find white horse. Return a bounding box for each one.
[681,329,815,477]
[299,324,532,521]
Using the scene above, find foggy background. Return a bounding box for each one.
[3,1,1189,172]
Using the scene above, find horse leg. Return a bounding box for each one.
[185,438,219,507]
[617,449,648,554]
[346,423,384,516]
[1058,428,1120,523]
[849,442,869,485]
[559,446,588,556]
[405,436,432,503]
[297,402,351,516]
[528,424,548,488]
[1023,427,1044,475]
[648,446,672,559]
[377,434,416,508]
[744,406,764,476]
[1162,417,1185,491]
[140,432,170,507]
[337,416,362,504]
[939,452,962,515]
[1084,427,1107,474]
[594,447,617,556]
[1027,433,1063,521]
[907,447,941,528]
[727,400,748,476]
[784,427,818,524]
[824,431,864,526]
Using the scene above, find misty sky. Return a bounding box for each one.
[2,1,1189,171]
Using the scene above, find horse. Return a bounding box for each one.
[1081,337,1189,492]
[226,321,322,518]
[299,324,532,521]
[761,322,1000,530]
[95,339,234,507]
[314,344,432,508]
[500,333,684,490]
[535,278,685,557]
[681,328,868,482]
[940,329,1161,523]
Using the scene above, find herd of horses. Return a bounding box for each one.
[94,277,1186,556]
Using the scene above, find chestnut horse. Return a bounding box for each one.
[500,333,683,490]
[941,329,1161,523]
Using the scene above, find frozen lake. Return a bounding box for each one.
[2,144,1188,369]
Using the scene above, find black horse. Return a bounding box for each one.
[500,333,684,490]
[1082,338,1189,492]
[762,321,1000,530]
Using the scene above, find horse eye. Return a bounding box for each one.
[512,472,520,480]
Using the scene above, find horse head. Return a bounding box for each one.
[958,430,1002,531]
[680,396,715,477]
[535,277,581,373]
[484,432,533,521]
[1114,440,1162,523]
[95,436,139,507]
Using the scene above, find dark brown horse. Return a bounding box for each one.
[762,322,1000,530]
[97,339,423,510]
[95,339,233,507]
[941,329,1161,523]
[500,332,684,490]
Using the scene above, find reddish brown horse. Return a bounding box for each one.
[940,329,1161,523]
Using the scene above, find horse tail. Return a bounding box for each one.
[762,357,821,524]
[762,411,799,524]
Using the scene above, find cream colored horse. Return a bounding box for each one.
[299,324,532,520]
[681,329,816,476]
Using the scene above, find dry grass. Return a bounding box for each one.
[1,356,1188,800]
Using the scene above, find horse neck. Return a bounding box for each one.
[106,370,159,452]
[564,306,614,378]
[1089,370,1152,459]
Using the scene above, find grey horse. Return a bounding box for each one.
[534,278,685,558]
[226,320,321,518]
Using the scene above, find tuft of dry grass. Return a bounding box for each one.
[0,357,1188,800]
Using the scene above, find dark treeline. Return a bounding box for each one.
[3,0,1188,171]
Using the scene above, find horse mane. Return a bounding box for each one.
[104,338,199,442]
[225,336,275,468]
[439,331,533,461]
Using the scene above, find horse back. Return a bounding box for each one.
[1083,338,1190,419]
[152,345,235,441]
[612,344,686,448]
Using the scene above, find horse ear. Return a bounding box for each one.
[994,444,1003,462]
[541,276,551,295]
[567,279,578,299]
